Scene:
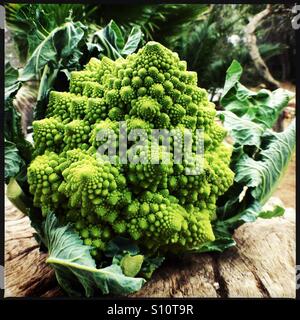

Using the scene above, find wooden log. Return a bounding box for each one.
[4,199,295,298]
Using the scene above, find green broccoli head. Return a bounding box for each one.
[27,151,65,215]
[28,41,234,257]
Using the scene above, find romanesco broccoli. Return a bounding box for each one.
[28,41,234,256]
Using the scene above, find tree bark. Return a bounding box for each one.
[244,5,280,89]
[4,198,296,298]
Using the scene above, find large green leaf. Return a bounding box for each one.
[217,117,295,223]
[221,60,291,129]
[197,203,261,253]
[105,237,163,279]
[55,22,86,58]
[221,59,243,99]
[220,201,262,228]
[92,21,123,60]
[19,35,57,81]
[235,119,295,205]
[258,205,285,219]
[5,141,23,180]
[105,236,140,258]
[44,212,145,297]
[19,21,86,81]
[18,20,87,120]
[5,4,93,62]
[201,202,285,253]
[4,62,33,176]
[105,20,125,51]
[121,26,143,56]
[139,256,165,280]
[196,236,236,253]
[4,97,33,165]
[217,61,295,225]
[211,61,295,253]
[5,62,21,101]
[216,111,264,220]
[248,89,291,129]
[92,20,143,60]
[218,202,284,232]
[219,110,264,147]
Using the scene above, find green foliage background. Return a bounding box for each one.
[6,3,296,96]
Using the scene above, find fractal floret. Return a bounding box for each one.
[27,42,234,256]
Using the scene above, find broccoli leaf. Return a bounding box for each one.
[258,205,285,219]
[140,256,165,280]
[54,22,86,59]
[212,61,295,253]
[19,21,86,82]
[218,110,264,147]
[218,118,295,223]
[4,63,33,183]
[121,26,143,56]
[218,113,295,216]
[259,206,285,219]
[92,21,124,60]
[217,60,294,226]
[5,140,24,180]
[17,20,87,120]
[92,20,143,60]
[5,62,21,100]
[104,237,164,280]
[4,97,33,166]
[105,236,140,258]
[221,60,291,129]
[221,59,243,99]
[120,254,144,277]
[200,203,285,253]
[218,201,263,230]
[19,36,57,82]
[234,119,295,205]
[220,203,285,232]
[44,212,145,297]
[197,237,236,253]
[105,20,125,51]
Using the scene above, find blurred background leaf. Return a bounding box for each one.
[6,3,295,99]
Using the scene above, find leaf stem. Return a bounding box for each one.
[37,64,49,101]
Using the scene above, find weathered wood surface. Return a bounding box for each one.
[5,198,295,298]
